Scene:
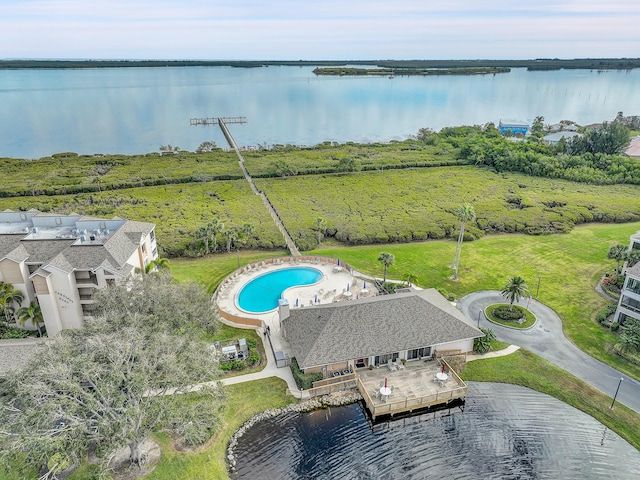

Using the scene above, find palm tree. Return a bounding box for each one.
[195,219,223,255]
[195,224,213,255]
[402,272,418,287]
[378,252,395,283]
[209,218,223,253]
[625,249,640,268]
[501,276,528,311]
[315,217,326,245]
[608,244,628,273]
[452,203,476,280]
[223,227,239,253]
[17,301,44,337]
[144,257,170,274]
[0,282,25,323]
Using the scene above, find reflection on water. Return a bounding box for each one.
[233,383,640,479]
[2,67,640,158]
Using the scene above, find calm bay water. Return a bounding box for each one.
[1,66,639,159]
[233,383,640,479]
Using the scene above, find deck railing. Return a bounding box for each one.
[312,372,356,388]
[356,376,467,420]
[305,377,357,398]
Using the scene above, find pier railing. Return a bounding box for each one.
[356,377,467,421]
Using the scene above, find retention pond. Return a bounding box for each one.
[232,383,640,479]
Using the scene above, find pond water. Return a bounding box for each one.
[232,383,640,479]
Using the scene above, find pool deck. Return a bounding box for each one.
[215,259,379,360]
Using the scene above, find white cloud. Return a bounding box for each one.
[1,0,639,59]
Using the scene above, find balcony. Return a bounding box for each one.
[620,297,640,316]
[74,273,98,286]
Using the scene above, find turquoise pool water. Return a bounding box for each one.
[237,267,322,313]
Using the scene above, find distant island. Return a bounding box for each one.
[312,66,510,76]
[2,58,640,71]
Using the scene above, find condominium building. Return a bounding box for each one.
[0,209,157,336]
[613,230,640,325]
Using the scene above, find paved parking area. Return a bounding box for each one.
[0,338,44,373]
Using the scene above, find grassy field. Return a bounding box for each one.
[143,378,296,480]
[241,139,464,177]
[2,150,640,255]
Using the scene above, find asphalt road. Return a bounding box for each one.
[457,290,640,414]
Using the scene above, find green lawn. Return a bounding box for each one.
[143,378,296,480]
[170,249,287,294]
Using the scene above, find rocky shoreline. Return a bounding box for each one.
[226,390,363,474]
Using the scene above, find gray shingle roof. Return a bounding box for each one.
[20,239,75,263]
[0,214,154,276]
[283,288,483,369]
[0,235,24,259]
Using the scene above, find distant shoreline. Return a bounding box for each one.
[2,58,640,71]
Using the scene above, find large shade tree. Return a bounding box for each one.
[451,203,476,280]
[501,276,529,311]
[0,273,223,477]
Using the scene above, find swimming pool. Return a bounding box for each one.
[236,267,323,313]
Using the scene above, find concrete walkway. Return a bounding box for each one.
[457,290,640,414]
[467,344,520,362]
[0,337,45,373]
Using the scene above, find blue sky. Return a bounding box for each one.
[2,0,639,60]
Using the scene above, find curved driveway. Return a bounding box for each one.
[457,291,640,414]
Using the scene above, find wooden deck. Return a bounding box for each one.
[356,358,467,420]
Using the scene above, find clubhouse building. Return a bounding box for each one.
[281,288,483,375]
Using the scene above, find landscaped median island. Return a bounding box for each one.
[485,303,537,329]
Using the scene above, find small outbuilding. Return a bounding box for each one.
[499,119,529,136]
